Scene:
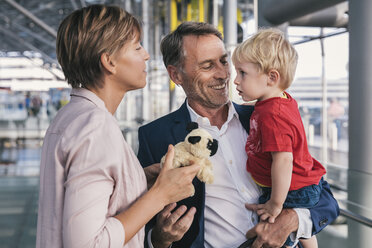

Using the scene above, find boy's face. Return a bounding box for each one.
[233,61,270,102]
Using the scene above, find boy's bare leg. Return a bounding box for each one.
[299,236,318,248]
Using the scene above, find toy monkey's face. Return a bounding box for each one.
[185,129,218,158]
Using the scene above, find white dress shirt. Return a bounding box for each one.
[148,101,312,248]
[187,101,311,248]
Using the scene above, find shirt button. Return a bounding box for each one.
[251,216,255,222]
[229,160,232,164]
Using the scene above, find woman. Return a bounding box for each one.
[36,5,199,248]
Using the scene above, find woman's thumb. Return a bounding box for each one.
[162,144,175,170]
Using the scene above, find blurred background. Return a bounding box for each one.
[0,0,371,247]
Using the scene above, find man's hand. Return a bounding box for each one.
[144,163,161,189]
[151,203,196,248]
[245,204,299,248]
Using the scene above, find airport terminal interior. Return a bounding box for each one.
[0,0,371,247]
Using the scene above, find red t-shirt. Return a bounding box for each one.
[246,92,326,191]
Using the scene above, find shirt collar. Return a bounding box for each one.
[186,99,239,128]
[70,87,108,112]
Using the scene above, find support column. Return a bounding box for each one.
[223,0,237,50]
[212,0,219,27]
[142,0,151,122]
[256,0,272,28]
[348,1,372,247]
[223,0,237,100]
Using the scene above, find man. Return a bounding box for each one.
[138,22,339,248]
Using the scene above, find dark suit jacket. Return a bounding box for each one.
[138,102,339,248]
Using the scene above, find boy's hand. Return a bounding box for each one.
[255,199,283,223]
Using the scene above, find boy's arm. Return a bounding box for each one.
[257,151,293,223]
[270,152,293,207]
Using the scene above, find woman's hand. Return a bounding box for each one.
[151,145,200,206]
[114,145,199,245]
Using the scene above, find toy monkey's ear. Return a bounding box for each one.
[186,122,199,132]
[188,136,201,144]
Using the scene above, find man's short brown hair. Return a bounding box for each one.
[160,22,223,69]
[56,4,141,89]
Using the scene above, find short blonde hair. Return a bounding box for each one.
[232,28,298,89]
[56,4,141,89]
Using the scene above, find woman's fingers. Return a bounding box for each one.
[180,161,200,180]
[162,145,175,170]
[156,146,200,204]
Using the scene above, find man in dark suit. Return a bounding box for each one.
[138,22,339,248]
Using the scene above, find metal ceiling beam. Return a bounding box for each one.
[4,0,57,38]
[290,2,348,28]
[0,14,55,49]
[291,29,348,45]
[263,0,347,25]
[1,35,25,51]
[0,26,59,69]
[80,0,86,7]
[70,0,79,10]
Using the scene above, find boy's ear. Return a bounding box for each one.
[167,65,183,86]
[267,69,280,86]
[100,52,116,74]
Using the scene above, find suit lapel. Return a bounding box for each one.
[233,102,254,134]
[171,102,192,143]
[169,101,205,247]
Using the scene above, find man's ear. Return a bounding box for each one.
[100,52,116,74]
[167,65,183,85]
[267,69,280,87]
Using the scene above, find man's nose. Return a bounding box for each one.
[214,63,229,80]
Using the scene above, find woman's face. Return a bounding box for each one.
[111,34,150,92]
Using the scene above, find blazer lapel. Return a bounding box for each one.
[233,102,254,134]
[171,101,192,143]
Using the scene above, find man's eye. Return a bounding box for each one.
[202,64,212,70]
[221,60,228,65]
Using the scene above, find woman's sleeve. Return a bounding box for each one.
[61,117,125,248]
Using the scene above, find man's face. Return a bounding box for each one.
[179,34,230,109]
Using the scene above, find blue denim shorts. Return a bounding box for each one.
[258,180,322,208]
[258,180,322,247]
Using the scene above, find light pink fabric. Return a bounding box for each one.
[36,88,147,248]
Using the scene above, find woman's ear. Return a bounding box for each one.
[100,52,116,74]
[267,69,280,86]
[167,65,183,86]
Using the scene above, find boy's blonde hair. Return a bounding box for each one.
[232,28,298,90]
